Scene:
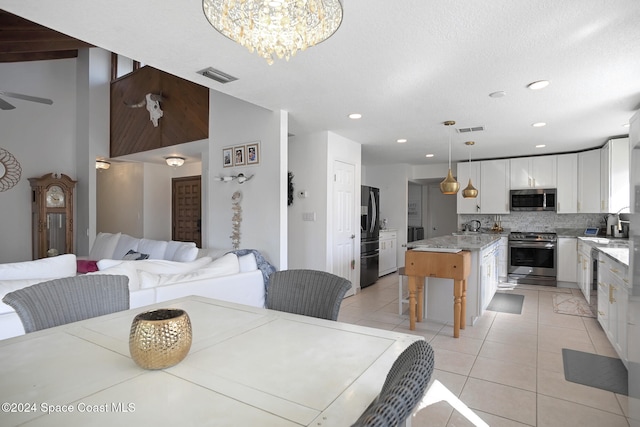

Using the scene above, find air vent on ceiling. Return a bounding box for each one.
[197,67,238,84]
[456,126,485,133]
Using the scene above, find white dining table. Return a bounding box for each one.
[0,295,422,426]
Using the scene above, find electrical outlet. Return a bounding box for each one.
[302,212,316,221]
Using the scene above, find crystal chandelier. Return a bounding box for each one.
[202,0,343,65]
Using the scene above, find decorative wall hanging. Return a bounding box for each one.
[246,142,260,165]
[0,147,22,192]
[125,93,164,127]
[288,172,294,206]
[230,191,243,250]
[222,141,260,167]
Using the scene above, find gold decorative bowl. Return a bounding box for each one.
[129,308,192,370]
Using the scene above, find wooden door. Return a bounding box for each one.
[172,176,201,247]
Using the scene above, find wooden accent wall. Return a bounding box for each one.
[110,66,209,157]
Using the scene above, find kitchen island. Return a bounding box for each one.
[407,234,501,328]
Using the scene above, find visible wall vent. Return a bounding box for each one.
[197,67,238,84]
[456,126,485,133]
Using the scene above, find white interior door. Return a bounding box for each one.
[332,160,356,296]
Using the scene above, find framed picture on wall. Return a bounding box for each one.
[222,148,233,168]
[246,141,260,165]
[233,146,246,166]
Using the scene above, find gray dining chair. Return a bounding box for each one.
[266,269,352,321]
[351,340,434,427]
[2,274,130,333]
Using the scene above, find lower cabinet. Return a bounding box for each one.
[379,230,398,276]
[576,239,593,304]
[498,236,508,281]
[596,252,629,366]
[480,242,499,312]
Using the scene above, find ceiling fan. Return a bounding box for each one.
[0,91,53,110]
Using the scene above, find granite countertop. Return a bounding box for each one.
[576,235,630,266]
[408,234,501,251]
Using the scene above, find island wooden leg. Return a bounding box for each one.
[453,279,462,338]
[460,278,467,330]
[408,275,419,330]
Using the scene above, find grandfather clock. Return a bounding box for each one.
[29,173,77,259]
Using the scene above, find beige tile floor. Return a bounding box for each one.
[338,272,630,427]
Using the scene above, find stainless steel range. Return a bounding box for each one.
[508,232,557,286]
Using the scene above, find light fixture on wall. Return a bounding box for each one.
[165,157,185,167]
[95,160,111,170]
[215,173,254,184]
[461,141,478,199]
[439,120,460,195]
[202,0,343,65]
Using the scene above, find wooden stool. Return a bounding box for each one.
[404,250,471,338]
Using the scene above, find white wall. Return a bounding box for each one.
[207,91,287,268]
[97,162,144,237]
[288,131,361,281]
[0,59,78,262]
[288,132,329,270]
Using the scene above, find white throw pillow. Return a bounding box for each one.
[137,239,169,260]
[0,254,77,280]
[87,263,140,291]
[96,259,123,271]
[89,232,121,260]
[112,234,141,260]
[164,241,196,261]
[238,254,258,272]
[173,244,199,262]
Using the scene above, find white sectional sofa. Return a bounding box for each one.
[87,232,200,262]
[0,250,268,341]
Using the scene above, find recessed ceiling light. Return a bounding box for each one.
[489,91,507,98]
[532,122,547,127]
[348,113,362,119]
[527,80,550,90]
[397,139,407,143]
[425,154,434,158]
[536,144,546,148]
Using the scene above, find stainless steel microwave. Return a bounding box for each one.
[510,188,556,211]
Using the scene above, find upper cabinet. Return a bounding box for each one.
[556,153,578,213]
[480,159,510,214]
[577,149,601,213]
[456,161,481,214]
[600,137,630,213]
[510,155,557,189]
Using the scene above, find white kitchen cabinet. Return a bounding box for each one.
[480,242,499,312]
[456,161,481,214]
[509,155,557,189]
[556,153,578,213]
[596,252,629,366]
[600,137,630,214]
[577,239,593,304]
[379,230,398,276]
[557,237,577,284]
[577,149,601,213]
[480,159,510,214]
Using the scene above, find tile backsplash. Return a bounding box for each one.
[458,212,606,232]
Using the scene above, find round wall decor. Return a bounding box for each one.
[0,147,22,192]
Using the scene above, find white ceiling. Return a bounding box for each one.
[2,0,640,166]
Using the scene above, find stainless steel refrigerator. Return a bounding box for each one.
[360,186,380,288]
